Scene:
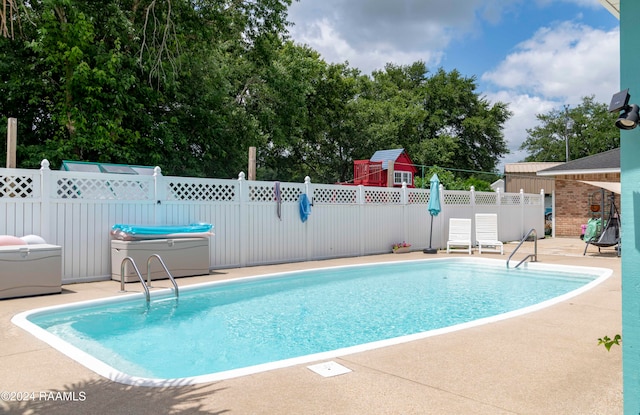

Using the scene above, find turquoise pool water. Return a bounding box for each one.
[13,258,610,386]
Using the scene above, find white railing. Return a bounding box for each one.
[0,160,544,284]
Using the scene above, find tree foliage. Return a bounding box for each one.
[1,0,511,183]
[520,96,619,162]
[414,166,495,191]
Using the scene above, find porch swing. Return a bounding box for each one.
[583,189,621,256]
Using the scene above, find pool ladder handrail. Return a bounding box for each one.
[119,255,179,303]
[119,256,150,303]
[506,228,538,269]
[146,254,179,298]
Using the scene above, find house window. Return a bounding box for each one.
[394,171,412,185]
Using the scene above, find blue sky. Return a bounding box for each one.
[286,0,620,170]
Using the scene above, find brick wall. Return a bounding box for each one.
[554,173,620,237]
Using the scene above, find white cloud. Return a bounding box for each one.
[286,0,620,172]
[291,17,442,73]
[487,91,558,166]
[542,0,603,8]
[482,22,619,169]
[287,0,518,73]
[482,22,620,103]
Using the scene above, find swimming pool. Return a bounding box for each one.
[12,258,611,386]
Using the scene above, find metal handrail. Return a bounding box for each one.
[507,228,538,269]
[147,254,179,298]
[120,256,150,303]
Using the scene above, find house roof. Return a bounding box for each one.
[537,148,620,176]
[599,0,619,18]
[370,149,407,170]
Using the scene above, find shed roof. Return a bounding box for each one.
[504,162,564,174]
[537,148,620,176]
[61,160,156,175]
[370,149,407,170]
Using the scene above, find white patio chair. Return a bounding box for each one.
[446,218,472,254]
[475,213,504,255]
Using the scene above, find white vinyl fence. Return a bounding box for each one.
[0,160,544,284]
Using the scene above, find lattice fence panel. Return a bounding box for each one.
[167,181,237,202]
[56,177,152,200]
[280,185,303,202]
[364,189,402,204]
[501,193,522,205]
[475,192,497,205]
[444,192,471,205]
[0,175,36,198]
[313,187,358,204]
[247,183,303,203]
[248,183,273,202]
[408,190,430,204]
[523,194,541,206]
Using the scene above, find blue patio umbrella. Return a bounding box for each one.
[424,173,441,254]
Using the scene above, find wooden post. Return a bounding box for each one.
[248,146,256,181]
[6,118,16,168]
[387,160,394,187]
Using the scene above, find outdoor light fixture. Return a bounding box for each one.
[609,89,640,130]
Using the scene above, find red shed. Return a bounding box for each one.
[353,148,417,187]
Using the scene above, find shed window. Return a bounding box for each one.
[394,171,412,185]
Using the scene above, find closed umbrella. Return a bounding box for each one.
[423,174,441,254]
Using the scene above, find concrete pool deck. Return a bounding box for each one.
[0,237,621,414]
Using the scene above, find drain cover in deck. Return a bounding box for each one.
[307,361,352,377]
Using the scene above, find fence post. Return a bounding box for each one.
[470,186,476,245]
[540,189,546,238]
[304,176,312,261]
[401,182,409,245]
[238,172,247,267]
[358,185,365,256]
[520,189,525,238]
[153,166,164,225]
[438,184,445,248]
[470,185,476,210]
[39,159,52,243]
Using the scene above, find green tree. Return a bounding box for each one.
[417,68,511,175]
[520,96,619,162]
[0,0,293,177]
[1,2,511,184]
[350,64,511,177]
[414,166,494,191]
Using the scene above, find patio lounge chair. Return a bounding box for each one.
[447,218,472,254]
[475,213,504,255]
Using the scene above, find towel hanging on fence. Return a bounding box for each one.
[299,193,312,222]
[275,181,282,220]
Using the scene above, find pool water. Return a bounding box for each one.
[14,258,610,386]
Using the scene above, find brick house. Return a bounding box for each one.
[537,148,620,237]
